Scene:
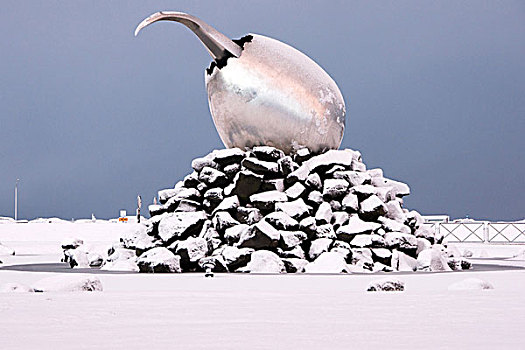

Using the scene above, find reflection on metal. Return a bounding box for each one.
[135,11,346,154]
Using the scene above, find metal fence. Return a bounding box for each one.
[424,221,525,244]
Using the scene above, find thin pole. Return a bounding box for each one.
[14,179,19,221]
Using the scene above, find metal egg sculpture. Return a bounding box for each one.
[135,11,346,154]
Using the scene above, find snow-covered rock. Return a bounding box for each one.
[359,195,387,221]
[309,238,333,260]
[242,158,280,176]
[250,190,288,211]
[280,231,307,250]
[448,278,494,291]
[0,243,15,256]
[101,258,139,272]
[61,237,84,250]
[238,250,285,273]
[33,275,103,292]
[323,179,349,200]
[237,220,280,249]
[136,247,181,273]
[275,198,310,220]
[0,282,35,293]
[336,215,381,242]
[116,146,455,274]
[220,246,253,271]
[157,212,207,243]
[304,252,350,273]
[367,278,405,292]
[224,224,250,245]
[285,182,306,200]
[282,258,308,273]
[264,212,299,230]
[173,237,208,265]
[88,253,104,267]
[393,251,418,272]
[418,246,452,272]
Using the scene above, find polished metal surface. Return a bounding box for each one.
[135,12,241,61]
[135,12,346,154]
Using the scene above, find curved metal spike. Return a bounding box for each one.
[134,11,242,62]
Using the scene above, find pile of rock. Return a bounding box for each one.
[99,146,469,273]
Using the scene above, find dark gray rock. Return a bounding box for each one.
[220,246,254,271]
[278,245,306,260]
[359,195,387,221]
[224,224,250,245]
[264,211,299,230]
[175,237,209,266]
[308,238,333,260]
[252,146,284,161]
[237,250,286,273]
[242,157,280,176]
[315,202,333,225]
[341,193,359,213]
[198,256,228,272]
[305,173,322,190]
[332,212,350,231]
[299,216,318,239]
[371,177,410,197]
[137,247,182,273]
[199,167,229,187]
[294,148,312,163]
[236,207,263,225]
[192,156,218,172]
[175,199,200,212]
[231,170,264,199]
[260,179,285,192]
[315,224,337,239]
[204,188,224,204]
[158,186,182,205]
[198,224,222,252]
[149,204,167,217]
[367,278,404,292]
[278,156,299,176]
[211,148,246,166]
[307,191,323,206]
[183,171,200,188]
[350,184,376,200]
[223,163,241,178]
[333,170,371,187]
[279,231,307,250]
[212,211,240,233]
[384,232,418,253]
[157,212,208,244]
[275,198,310,220]
[237,220,280,249]
[282,258,308,273]
[371,248,392,265]
[285,182,306,200]
[165,188,201,212]
[322,179,349,200]
[336,215,381,242]
[250,191,288,211]
[212,195,240,215]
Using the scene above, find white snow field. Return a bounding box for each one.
[1,221,524,349]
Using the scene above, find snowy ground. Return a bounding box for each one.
[1,222,524,349]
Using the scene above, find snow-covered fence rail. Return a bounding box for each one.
[426,221,525,244]
[487,223,525,243]
[440,222,485,243]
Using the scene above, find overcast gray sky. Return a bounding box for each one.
[1,1,524,220]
